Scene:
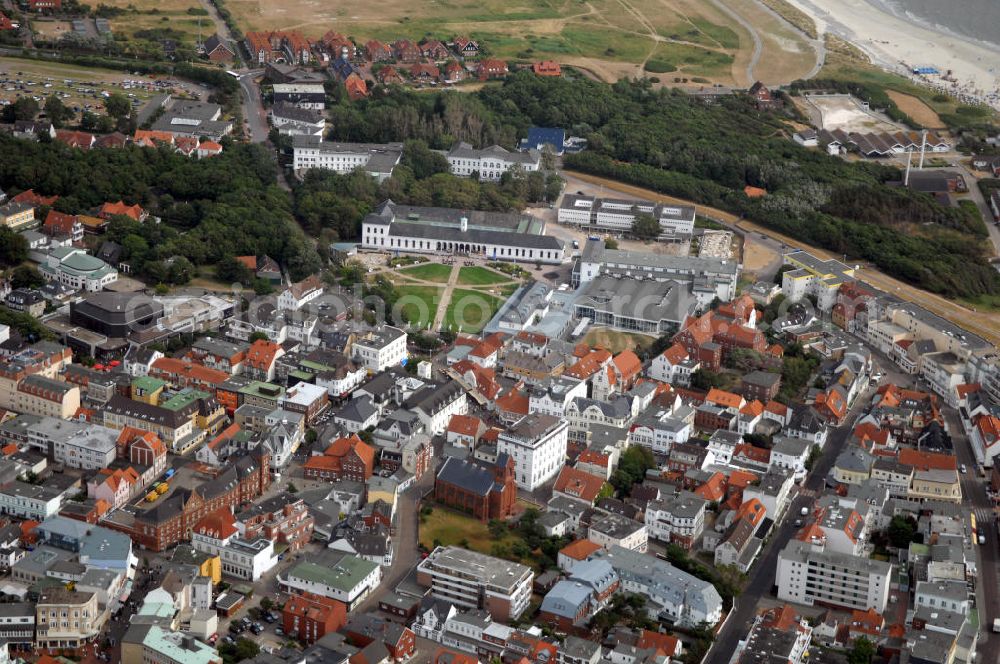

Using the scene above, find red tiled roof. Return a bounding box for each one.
[151,357,229,386]
[554,465,607,503]
[564,349,612,380]
[532,60,561,76]
[693,472,726,502]
[736,498,766,526]
[496,387,529,417]
[897,448,957,471]
[578,449,610,467]
[245,339,282,371]
[975,414,1000,449]
[447,414,484,438]
[727,469,758,489]
[558,538,602,560]
[613,350,642,381]
[660,343,689,364]
[99,200,144,221]
[12,189,58,206]
[236,256,257,271]
[764,400,788,417]
[193,507,238,540]
[706,388,744,410]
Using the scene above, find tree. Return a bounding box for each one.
[249,331,270,343]
[488,519,507,540]
[219,637,260,664]
[847,636,875,664]
[167,256,195,285]
[690,368,727,391]
[2,97,39,123]
[631,212,661,240]
[0,227,28,267]
[216,255,253,285]
[10,265,44,289]
[104,93,131,121]
[44,95,71,128]
[611,446,656,493]
[887,515,918,548]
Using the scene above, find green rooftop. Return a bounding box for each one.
[288,369,315,382]
[161,388,211,412]
[132,376,166,394]
[239,381,285,400]
[288,556,378,592]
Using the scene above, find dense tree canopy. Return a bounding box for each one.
[0,136,321,281]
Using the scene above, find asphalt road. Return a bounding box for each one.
[945,407,1000,662]
[238,71,269,144]
[353,471,434,614]
[703,383,874,664]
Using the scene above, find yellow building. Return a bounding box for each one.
[367,476,399,513]
[132,376,166,405]
[171,544,222,585]
[0,201,36,231]
[36,587,107,649]
[909,468,962,503]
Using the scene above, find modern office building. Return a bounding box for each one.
[416,546,534,621]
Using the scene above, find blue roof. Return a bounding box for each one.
[79,527,133,565]
[540,580,592,618]
[526,127,565,149]
[36,516,92,542]
[332,58,357,80]
[569,559,617,593]
[435,457,494,496]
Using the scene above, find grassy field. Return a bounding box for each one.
[456,265,511,286]
[444,289,505,334]
[221,0,824,86]
[419,505,533,566]
[86,0,208,48]
[582,326,655,354]
[397,263,453,283]
[394,285,443,327]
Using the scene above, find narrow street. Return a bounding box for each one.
[703,384,874,664]
[353,472,434,614]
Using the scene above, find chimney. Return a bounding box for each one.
[460,216,468,233]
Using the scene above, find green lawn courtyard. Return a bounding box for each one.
[444,289,506,334]
[418,505,535,568]
[396,263,453,283]
[393,285,443,328]
[456,265,514,286]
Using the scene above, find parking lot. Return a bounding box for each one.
[0,57,209,123]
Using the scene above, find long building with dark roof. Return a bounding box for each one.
[361,200,565,264]
[100,450,269,551]
[433,455,516,521]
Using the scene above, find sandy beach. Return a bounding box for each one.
[785,0,1000,107]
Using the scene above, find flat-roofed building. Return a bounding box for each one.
[416,546,533,621]
[559,194,695,238]
[776,539,892,612]
[497,414,568,490]
[574,275,699,335]
[573,239,739,304]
